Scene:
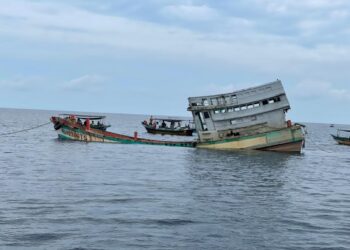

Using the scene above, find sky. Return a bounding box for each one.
[1,0,350,123]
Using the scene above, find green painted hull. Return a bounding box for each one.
[197,126,304,153]
[331,134,350,146]
[56,125,195,148]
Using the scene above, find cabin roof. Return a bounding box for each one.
[188,80,282,100]
[60,114,106,120]
[152,117,192,122]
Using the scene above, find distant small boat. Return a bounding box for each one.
[331,129,350,146]
[330,124,334,127]
[142,117,195,136]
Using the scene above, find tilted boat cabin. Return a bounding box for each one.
[187,80,304,152]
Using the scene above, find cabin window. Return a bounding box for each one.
[191,103,198,106]
[225,96,231,104]
[274,96,281,102]
[254,103,260,108]
[231,95,237,102]
[203,99,209,106]
[262,100,268,105]
[227,107,234,112]
[234,107,240,112]
[221,109,226,113]
[204,112,210,119]
[241,106,247,110]
[230,120,237,124]
[211,98,218,105]
[268,99,275,104]
[218,97,225,105]
[248,104,254,109]
[214,110,220,114]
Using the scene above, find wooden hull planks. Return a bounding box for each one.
[196,126,304,153]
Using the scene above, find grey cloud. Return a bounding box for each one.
[63,74,107,92]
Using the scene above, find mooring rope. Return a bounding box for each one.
[0,121,51,136]
[305,132,334,154]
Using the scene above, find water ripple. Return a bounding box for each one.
[1,109,350,249]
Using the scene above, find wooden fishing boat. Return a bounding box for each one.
[331,129,350,146]
[188,80,305,153]
[59,114,110,131]
[141,117,194,136]
[50,114,195,147]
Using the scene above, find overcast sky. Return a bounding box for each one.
[1,0,350,123]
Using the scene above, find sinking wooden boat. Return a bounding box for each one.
[50,114,195,147]
[187,80,305,153]
[142,117,194,136]
[331,129,350,146]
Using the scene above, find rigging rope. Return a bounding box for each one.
[0,121,51,136]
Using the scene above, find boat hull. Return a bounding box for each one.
[51,117,195,148]
[57,127,116,143]
[51,117,304,153]
[196,126,304,153]
[331,135,350,146]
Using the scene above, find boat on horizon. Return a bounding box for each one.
[141,117,195,136]
[187,80,305,153]
[331,129,350,146]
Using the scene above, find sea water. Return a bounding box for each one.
[0,108,350,250]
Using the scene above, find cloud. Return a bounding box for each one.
[293,80,350,101]
[202,81,262,96]
[256,0,349,14]
[63,74,107,92]
[161,4,219,21]
[1,1,349,75]
[329,10,349,19]
[0,1,350,98]
[0,76,44,91]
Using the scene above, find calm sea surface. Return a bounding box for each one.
[0,108,350,250]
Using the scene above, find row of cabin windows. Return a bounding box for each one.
[203,95,237,106]
[193,86,279,108]
[212,96,281,114]
[200,87,276,107]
